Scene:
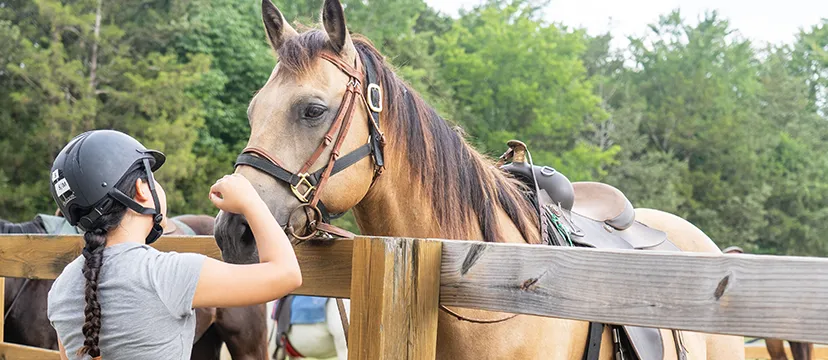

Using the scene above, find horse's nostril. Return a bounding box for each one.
[239,219,254,244]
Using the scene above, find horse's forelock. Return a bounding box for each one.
[276,30,330,77]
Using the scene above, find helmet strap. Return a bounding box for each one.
[106,159,164,244]
[143,158,164,245]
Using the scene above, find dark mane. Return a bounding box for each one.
[278,30,539,244]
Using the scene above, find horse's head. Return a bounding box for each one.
[215,0,382,263]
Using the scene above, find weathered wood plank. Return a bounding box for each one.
[441,241,828,344]
[408,239,441,359]
[348,237,441,360]
[0,342,61,359]
[291,238,353,298]
[0,234,352,298]
[150,235,222,259]
[0,235,220,279]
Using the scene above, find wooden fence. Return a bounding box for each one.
[2,234,828,359]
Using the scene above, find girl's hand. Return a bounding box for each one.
[209,174,265,215]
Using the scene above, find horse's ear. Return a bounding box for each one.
[322,0,356,58]
[262,0,297,52]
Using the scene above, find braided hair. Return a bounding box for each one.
[76,166,148,358]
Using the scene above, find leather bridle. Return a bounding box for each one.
[234,50,385,240]
[235,48,511,328]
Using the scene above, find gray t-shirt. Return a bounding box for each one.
[48,242,207,360]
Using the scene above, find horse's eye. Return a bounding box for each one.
[304,104,326,119]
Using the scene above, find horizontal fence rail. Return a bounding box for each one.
[439,240,828,344]
[3,234,828,359]
[0,234,352,298]
[0,342,61,359]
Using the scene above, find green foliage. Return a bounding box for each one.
[0,0,209,220]
[434,0,616,180]
[0,0,826,256]
[789,19,828,115]
[583,11,828,255]
[615,11,773,248]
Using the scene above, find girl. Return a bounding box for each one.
[47,129,302,359]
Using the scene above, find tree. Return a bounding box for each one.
[434,0,615,180]
[790,19,828,116]
[0,0,209,220]
[597,11,771,249]
[754,46,828,255]
[581,32,690,212]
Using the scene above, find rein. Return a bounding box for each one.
[3,278,30,322]
[439,304,518,324]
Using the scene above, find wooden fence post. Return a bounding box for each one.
[348,237,441,360]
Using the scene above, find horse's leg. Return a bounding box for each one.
[789,341,813,360]
[191,326,223,360]
[633,209,745,360]
[766,339,789,360]
[215,305,269,360]
[194,307,217,343]
[326,298,349,360]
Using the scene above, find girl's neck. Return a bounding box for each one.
[104,213,152,247]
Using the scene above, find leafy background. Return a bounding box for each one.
[1,0,826,255]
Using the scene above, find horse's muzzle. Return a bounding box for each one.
[214,211,259,264]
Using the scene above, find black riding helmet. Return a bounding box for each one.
[50,130,166,244]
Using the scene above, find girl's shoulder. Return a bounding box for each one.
[47,255,85,319]
[50,255,85,293]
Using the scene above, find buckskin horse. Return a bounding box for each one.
[1,213,264,360]
[213,0,746,358]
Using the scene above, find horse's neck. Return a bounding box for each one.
[352,170,454,238]
[352,161,527,244]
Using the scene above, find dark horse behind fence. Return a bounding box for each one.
[1,213,266,360]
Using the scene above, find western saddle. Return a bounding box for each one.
[498,140,686,360]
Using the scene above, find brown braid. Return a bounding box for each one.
[74,165,148,358]
[77,228,106,358]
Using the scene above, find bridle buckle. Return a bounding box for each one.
[290,173,315,203]
[366,83,383,113]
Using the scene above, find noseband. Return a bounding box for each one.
[235,50,386,240]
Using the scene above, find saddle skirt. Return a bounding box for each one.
[534,183,683,360]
